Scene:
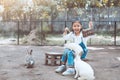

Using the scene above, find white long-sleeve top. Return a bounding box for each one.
[63,31,88,47]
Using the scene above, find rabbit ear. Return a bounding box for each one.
[29,49,33,55]
[26,48,30,55]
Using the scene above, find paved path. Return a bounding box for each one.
[0,45,120,80]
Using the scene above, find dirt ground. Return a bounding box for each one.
[0,45,120,80]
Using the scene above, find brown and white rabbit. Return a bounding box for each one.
[25,49,35,68]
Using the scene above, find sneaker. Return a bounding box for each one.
[55,65,66,73]
[62,68,75,76]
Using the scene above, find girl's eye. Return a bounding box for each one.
[73,25,76,27]
[73,24,81,27]
[74,25,78,27]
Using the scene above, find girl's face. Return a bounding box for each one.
[72,21,82,35]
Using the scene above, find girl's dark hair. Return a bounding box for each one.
[72,20,82,26]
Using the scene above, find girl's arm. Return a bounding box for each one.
[63,27,73,40]
[83,21,93,31]
[88,21,93,29]
[63,27,70,35]
[63,32,73,40]
[82,21,94,37]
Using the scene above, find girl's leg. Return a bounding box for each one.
[79,41,88,59]
[61,48,70,64]
[62,50,75,76]
[81,49,88,59]
[67,50,75,67]
[55,48,70,73]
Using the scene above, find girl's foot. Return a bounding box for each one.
[62,68,75,76]
[55,65,66,73]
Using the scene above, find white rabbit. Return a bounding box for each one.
[65,43,95,80]
[64,43,83,55]
[25,49,35,68]
[74,52,95,80]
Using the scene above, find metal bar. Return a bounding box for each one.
[114,21,117,46]
[17,21,19,45]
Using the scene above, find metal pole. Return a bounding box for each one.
[114,21,116,46]
[41,21,43,45]
[17,21,19,45]
[29,7,32,31]
[65,21,67,43]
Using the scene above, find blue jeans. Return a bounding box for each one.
[61,48,75,67]
[79,41,88,59]
[61,47,88,67]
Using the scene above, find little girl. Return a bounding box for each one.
[55,20,93,76]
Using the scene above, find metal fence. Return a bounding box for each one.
[0,20,120,46]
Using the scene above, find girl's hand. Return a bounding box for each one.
[65,27,70,32]
[89,21,93,29]
[63,27,70,35]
